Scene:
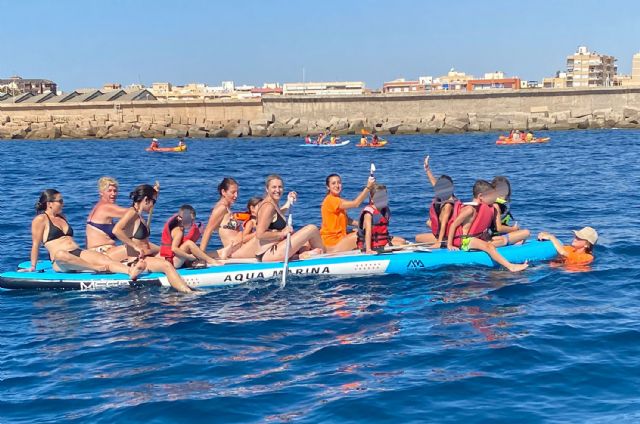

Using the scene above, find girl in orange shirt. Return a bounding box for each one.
[320,173,375,252]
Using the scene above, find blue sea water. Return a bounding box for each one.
[1,130,639,423]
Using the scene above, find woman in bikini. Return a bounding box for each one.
[255,174,324,262]
[113,184,192,293]
[85,176,130,261]
[23,189,145,280]
[200,177,257,259]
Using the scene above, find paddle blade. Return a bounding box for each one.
[370,163,376,176]
[361,129,370,135]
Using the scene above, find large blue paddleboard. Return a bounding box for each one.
[0,241,557,291]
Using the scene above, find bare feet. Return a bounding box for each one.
[218,242,237,260]
[128,259,146,281]
[507,261,529,272]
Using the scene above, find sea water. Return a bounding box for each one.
[0,130,639,423]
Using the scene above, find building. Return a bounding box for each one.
[382,79,426,94]
[542,71,568,89]
[566,46,617,88]
[0,76,57,95]
[466,72,520,91]
[151,82,172,94]
[282,81,365,96]
[102,83,122,91]
[431,69,474,91]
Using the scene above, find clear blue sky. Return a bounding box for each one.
[2,0,639,91]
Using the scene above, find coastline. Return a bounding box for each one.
[1,87,639,139]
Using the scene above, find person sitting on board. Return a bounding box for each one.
[320,173,376,252]
[415,156,458,247]
[329,135,336,145]
[537,227,597,266]
[511,130,522,142]
[316,132,326,144]
[254,174,324,262]
[86,176,131,262]
[488,176,530,247]
[158,204,220,268]
[305,134,312,144]
[22,189,145,281]
[356,184,406,254]
[113,184,193,293]
[149,138,159,150]
[200,177,256,260]
[446,180,529,272]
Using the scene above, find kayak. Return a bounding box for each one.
[356,141,388,148]
[145,145,187,152]
[300,140,350,147]
[0,241,557,291]
[496,137,550,145]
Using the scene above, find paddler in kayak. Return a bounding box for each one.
[537,227,597,266]
[359,134,368,146]
[86,176,130,261]
[23,189,145,280]
[255,174,324,262]
[371,134,381,146]
[320,173,375,252]
[149,138,159,150]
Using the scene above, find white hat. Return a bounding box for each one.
[573,227,598,245]
[152,138,158,142]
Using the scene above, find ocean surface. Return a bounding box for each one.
[1,130,639,423]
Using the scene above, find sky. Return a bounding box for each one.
[2,0,640,91]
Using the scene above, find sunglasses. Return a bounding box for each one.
[50,198,64,204]
[148,198,157,205]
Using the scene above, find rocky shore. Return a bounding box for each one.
[1,107,639,140]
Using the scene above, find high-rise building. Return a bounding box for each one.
[566,46,617,88]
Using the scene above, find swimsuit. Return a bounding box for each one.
[44,214,74,243]
[132,219,150,240]
[87,221,117,240]
[220,209,242,231]
[255,206,288,261]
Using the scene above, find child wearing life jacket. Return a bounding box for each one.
[416,156,458,247]
[489,176,530,247]
[240,197,262,245]
[538,227,597,266]
[159,205,220,268]
[446,180,529,272]
[357,184,406,254]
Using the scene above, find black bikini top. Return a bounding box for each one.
[44,214,74,244]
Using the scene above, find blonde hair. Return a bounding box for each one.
[98,176,119,192]
[265,174,283,188]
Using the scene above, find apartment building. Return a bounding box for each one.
[566,46,617,87]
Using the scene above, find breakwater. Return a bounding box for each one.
[1,87,639,139]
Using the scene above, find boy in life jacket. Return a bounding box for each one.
[159,205,220,268]
[489,176,530,248]
[357,184,406,254]
[416,156,458,247]
[537,227,597,266]
[446,180,529,272]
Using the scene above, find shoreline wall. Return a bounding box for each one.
[1,87,640,139]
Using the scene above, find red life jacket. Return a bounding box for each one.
[356,205,391,250]
[159,215,202,260]
[429,199,455,237]
[449,201,495,247]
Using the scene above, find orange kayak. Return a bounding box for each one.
[496,137,550,145]
[356,140,388,148]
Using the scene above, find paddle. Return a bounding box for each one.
[370,163,376,178]
[280,211,293,288]
[147,180,160,231]
[380,242,433,253]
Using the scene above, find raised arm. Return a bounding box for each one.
[423,156,437,187]
[340,177,375,210]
